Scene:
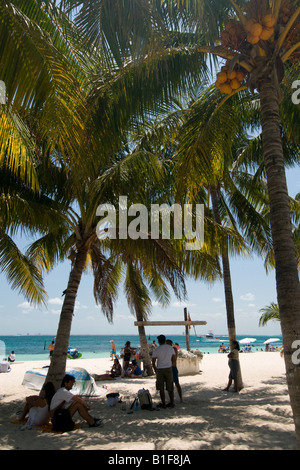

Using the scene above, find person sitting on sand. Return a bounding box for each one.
[8,351,15,363]
[92,358,122,381]
[125,360,143,378]
[20,382,55,429]
[50,374,102,427]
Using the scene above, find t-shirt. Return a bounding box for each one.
[152,344,175,369]
[50,387,74,411]
[230,349,239,360]
[132,364,142,376]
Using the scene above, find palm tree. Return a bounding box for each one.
[172,85,274,389]
[0,1,88,303]
[196,4,300,445]
[259,302,280,326]
[66,0,300,446]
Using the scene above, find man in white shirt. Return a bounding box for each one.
[152,335,176,408]
[50,374,102,427]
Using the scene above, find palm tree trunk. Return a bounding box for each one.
[136,314,154,376]
[45,245,88,390]
[259,76,300,448]
[210,186,243,389]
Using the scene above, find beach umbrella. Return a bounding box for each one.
[239,338,257,344]
[263,338,280,344]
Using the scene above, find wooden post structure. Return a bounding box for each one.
[184,307,190,351]
[134,316,207,351]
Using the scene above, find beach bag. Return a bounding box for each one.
[106,392,119,407]
[138,389,153,410]
[52,408,75,432]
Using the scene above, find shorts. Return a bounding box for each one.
[172,366,179,384]
[229,359,239,379]
[111,349,116,355]
[156,367,174,392]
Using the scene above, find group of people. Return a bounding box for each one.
[19,336,242,432]
[151,335,183,408]
[20,374,102,430]
[108,336,184,408]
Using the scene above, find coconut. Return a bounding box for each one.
[247,33,260,44]
[228,70,237,80]
[260,27,274,41]
[236,70,247,81]
[263,14,276,28]
[220,83,232,94]
[230,78,241,90]
[217,71,228,84]
[245,19,256,32]
[250,23,263,37]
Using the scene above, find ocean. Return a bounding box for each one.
[0,333,283,362]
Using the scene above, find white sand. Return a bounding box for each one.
[0,352,297,450]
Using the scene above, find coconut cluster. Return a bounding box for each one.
[215,64,247,95]
[216,0,300,94]
[245,14,275,44]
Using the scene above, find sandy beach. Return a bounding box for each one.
[0,352,297,451]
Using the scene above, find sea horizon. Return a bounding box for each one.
[0,333,283,362]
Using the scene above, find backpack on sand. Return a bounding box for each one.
[138,389,154,410]
[52,408,75,432]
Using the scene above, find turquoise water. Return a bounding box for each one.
[0,334,283,362]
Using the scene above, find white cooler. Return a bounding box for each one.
[0,361,10,373]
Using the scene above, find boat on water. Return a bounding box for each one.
[205,331,214,339]
[67,347,82,359]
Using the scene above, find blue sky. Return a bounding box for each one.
[0,167,299,337]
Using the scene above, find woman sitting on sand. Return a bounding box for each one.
[125,360,143,378]
[19,382,55,429]
[92,358,122,381]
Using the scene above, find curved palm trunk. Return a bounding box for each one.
[259,77,300,448]
[136,312,154,376]
[211,186,243,389]
[45,245,89,390]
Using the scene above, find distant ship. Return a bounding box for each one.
[205,331,214,339]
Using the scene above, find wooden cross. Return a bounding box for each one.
[134,308,207,351]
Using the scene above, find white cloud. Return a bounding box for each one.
[50,309,61,315]
[48,297,63,306]
[18,301,36,314]
[240,293,255,301]
[171,301,196,308]
[74,300,88,310]
[212,297,222,303]
[115,314,132,320]
[152,301,162,307]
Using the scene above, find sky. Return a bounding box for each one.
[0,167,299,337]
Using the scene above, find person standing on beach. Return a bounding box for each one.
[122,341,132,372]
[48,341,55,360]
[223,340,240,393]
[152,335,176,408]
[110,340,116,360]
[166,339,183,403]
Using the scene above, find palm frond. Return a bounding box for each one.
[0,231,46,305]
